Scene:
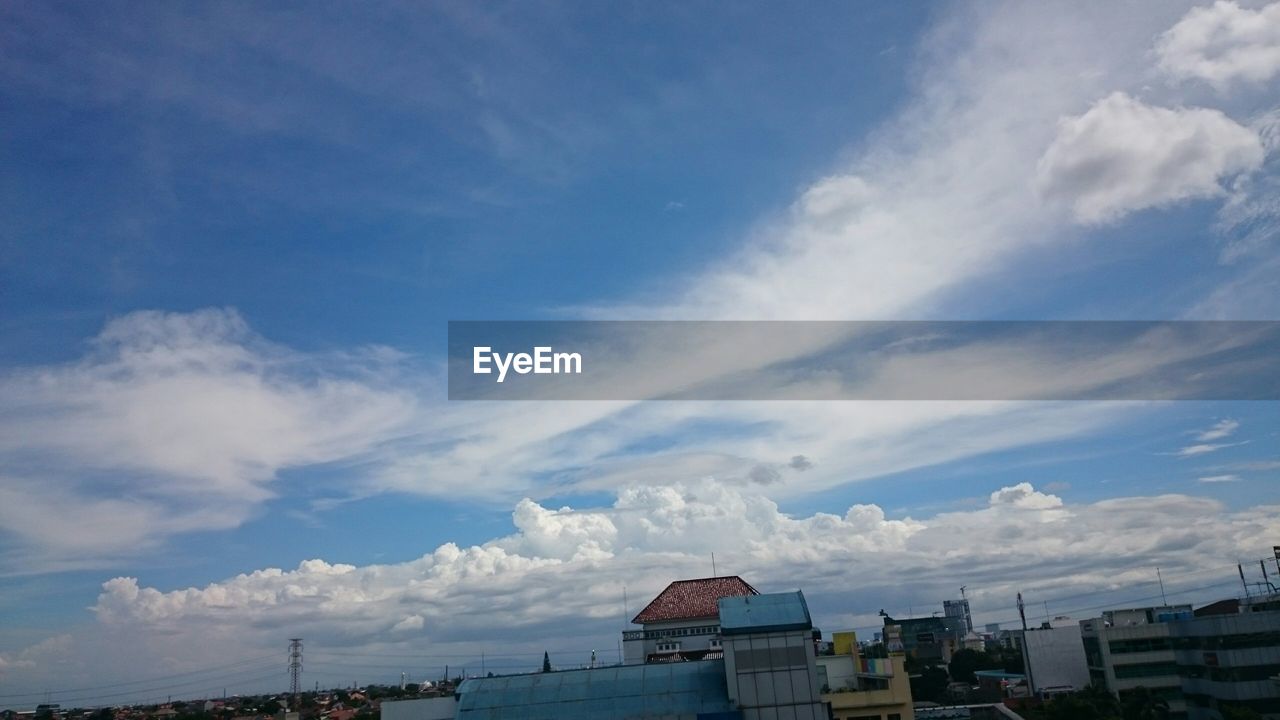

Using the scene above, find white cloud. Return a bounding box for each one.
[27,479,1266,704]
[1198,474,1243,483]
[989,482,1064,510]
[1173,418,1247,457]
[1036,92,1264,224]
[1197,418,1240,440]
[0,308,417,570]
[1177,442,1246,456]
[1157,1,1280,90]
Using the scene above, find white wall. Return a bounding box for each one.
[1023,625,1090,694]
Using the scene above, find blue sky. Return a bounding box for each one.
[2,0,1279,706]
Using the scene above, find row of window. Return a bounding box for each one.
[655,638,721,653]
[1179,663,1280,682]
[625,624,720,641]
[1109,637,1171,654]
[1108,630,1280,655]
[1113,661,1179,679]
[1171,630,1280,651]
[734,645,810,672]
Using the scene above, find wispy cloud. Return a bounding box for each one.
[1198,474,1243,483]
[1197,418,1240,441]
[1177,441,1247,457]
[1173,419,1247,457]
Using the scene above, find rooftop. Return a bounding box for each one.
[455,661,737,719]
[631,576,758,624]
[718,590,812,635]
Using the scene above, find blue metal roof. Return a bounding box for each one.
[455,660,740,719]
[717,591,812,635]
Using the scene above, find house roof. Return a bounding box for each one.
[631,576,758,624]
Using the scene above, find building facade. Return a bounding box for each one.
[456,584,835,720]
[1020,624,1090,697]
[1080,606,1193,719]
[817,631,914,720]
[623,576,758,665]
[1169,594,1280,720]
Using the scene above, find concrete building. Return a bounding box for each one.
[1019,624,1090,697]
[1169,594,1280,720]
[719,591,828,720]
[881,613,966,664]
[1080,605,1193,718]
[944,600,973,635]
[817,631,914,720]
[623,576,758,665]
[455,585,832,719]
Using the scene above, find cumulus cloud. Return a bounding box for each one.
[1036,92,1264,224]
[989,482,1064,510]
[1157,1,1280,90]
[60,479,1276,701]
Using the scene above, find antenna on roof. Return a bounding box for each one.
[711,553,717,577]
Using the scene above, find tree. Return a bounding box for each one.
[1120,687,1169,720]
[1221,706,1263,720]
[1079,683,1121,718]
[542,651,552,673]
[910,665,950,704]
[947,648,1002,684]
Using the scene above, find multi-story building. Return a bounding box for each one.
[719,591,829,720]
[1021,623,1090,696]
[881,613,966,664]
[1080,605,1193,719]
[817,631,914,720]
[944,599,973,635]
[622,576,758,665]
[1170,593,1280,720]
[455,581,833,720]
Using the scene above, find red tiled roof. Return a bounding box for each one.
[631,576,758,624]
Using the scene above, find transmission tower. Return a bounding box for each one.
[288,638,304,697]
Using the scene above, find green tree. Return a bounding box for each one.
[1079,683,1121,718]
[542,651,552,673]
[1120,687,1169,720]
[947,648,1001,684]
[909,665,950,704]
[1220,706,1263,720]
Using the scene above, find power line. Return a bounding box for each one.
[0,655,279,699]
[15,663,283,705]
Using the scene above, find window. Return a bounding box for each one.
[1108,637,1171,654]
[1113,662,1179,679]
